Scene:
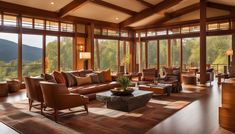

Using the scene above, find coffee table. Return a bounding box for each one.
[139,83,172,96]
[96,90,153,112]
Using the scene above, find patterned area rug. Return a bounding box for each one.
[0,90,207,134]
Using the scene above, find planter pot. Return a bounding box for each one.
[111,88,134,96]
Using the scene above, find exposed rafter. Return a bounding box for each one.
[207,2,235,12]
[136,0,154,8]
[58,0,87,18]
[119,0,183,28]
[143,3,200,29]
[89,0,137,15]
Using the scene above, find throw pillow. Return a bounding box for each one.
[95,71,105,83]
[61,72,77,87]
[103,69,112,82]
[41,73,57,83]
[86,73,100,83]
[52,71,66,84]
[75,76,92,86]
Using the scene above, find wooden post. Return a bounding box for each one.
[58,36,60,71]
[95,39,100,69]
[200,0,207,84]
[157,40,160,71]
[180,38,183,72]
[18,15,22,81]
[231,13,235,66]
[42,34,46,73]
[73,24,77,70]
[129,30,135,73]
[86,23,94,69]
[145,41,148,68]
[118,40,120,72]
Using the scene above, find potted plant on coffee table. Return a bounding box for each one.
[111,76,134,96]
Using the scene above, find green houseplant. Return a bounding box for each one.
[111,76,134,96]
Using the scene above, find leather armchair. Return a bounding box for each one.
[39,81,89,122]
[24,77,44,114]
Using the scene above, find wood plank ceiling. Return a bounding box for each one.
[1,0,235,29]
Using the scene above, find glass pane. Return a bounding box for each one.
[182,37,200,71]
[60,37,73,71]
[148,41,158,68]
[94,28,101,35]
[168,28,180,35]
[147,31,156,36]
[4,15,17,27]
[34,19,44,30]
[219,22,229,30]
[46,21,59,31]
[46,36,58,73]
[108,29,119,36]
[22,34,43,77]
[159,40,167,70]
[171,39,181,67]
[190,25,200,32]
[0,14,2,25]
[140,32,146,37]
[206,35,232,73]
[139,42,146,71]
[77,24,85,33]
[121,31,128,37]
[22,17,32,28]
[0,33,18,81]
[120,41,130,73]
[208,23,218,31]
[157,30,167,35]
[102,29,108,36]
[136,42,140,71]
[181,27,190,33]
[98,39,118,72]
[61,23,73,32]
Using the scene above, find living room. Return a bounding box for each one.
[0,0,235,134]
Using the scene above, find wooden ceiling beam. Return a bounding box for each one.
[89,0,137,15]
[0,1,119,28]
[145,3,200,29]
[58,0,87,18]
[207,2,235,12]
[136,0,154,8]
[119,0,183,28]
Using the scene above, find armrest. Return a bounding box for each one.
[55,94,89,110]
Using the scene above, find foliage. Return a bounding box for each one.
[117,76,130,90]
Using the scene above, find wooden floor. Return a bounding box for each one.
[0,81,234,134]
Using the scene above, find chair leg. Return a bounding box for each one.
[84,105,88,114]
[40,102,43,115]
[28,99,33,111]
[54,109,58,122]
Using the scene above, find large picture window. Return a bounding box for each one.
[60,37,73,71]
[159,40,167,69]
[22,34,43,77]
[46,36,58,73]
[148,41,158,68]
[171,39,181,67]
[0,33,18,81]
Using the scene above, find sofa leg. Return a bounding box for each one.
[84,105,88,114]
[54,109,58,122]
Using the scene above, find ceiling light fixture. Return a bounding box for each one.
[50,2,54,5]
[115,17,119,20]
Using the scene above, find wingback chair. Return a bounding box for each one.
[24,77,44,114]
[39,81,89,122]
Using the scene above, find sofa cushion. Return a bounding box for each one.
[142,68,156,81]
[75,76,92,86]
[52,71,66,84]
[79,70,93,77]
[103,69,112,82]
[61,72,77,87]
[41,73,56,83]
[86,73,100,83]
[95,71,105,83]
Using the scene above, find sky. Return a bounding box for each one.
[0,33,56,48]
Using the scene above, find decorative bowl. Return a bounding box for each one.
[111,87,134,96]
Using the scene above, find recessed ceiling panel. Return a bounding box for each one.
[129,14,165,27]
[166,0,199,13]
[1,0,73,12]
[70,2,131,23]
[102,0,147,12]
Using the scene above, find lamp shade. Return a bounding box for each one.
[80,52,91,59]
[226,48,233,56]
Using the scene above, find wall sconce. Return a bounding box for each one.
[80,52,91,70]
[79,45,84,52]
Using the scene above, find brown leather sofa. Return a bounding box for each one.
[39,81,89,122]
[41,70,120,100]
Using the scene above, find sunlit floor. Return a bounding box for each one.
[0,80,234,134]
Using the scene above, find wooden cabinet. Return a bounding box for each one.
[219,82,235,132]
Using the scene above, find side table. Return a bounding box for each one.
[7,80,21,93]
[0,82,8,97]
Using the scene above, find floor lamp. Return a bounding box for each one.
[80,52,91,70]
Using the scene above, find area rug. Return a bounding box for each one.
[0,90,207,134]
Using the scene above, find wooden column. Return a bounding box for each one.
[231,12,235,66]
[18,15,22,81]
[200,0,207,84]
[42,34,46,73]
[117,40,120,72]
[86,23,94,69]
[95,39,100,69]
[167,39,171,67]
[57,36,61,71]
[129,30,135,73]
[145,41,148,68]
[73,24,77,70]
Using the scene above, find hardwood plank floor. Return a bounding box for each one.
[0,81,234,134]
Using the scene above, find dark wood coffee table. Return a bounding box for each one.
[96,90,153,112]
